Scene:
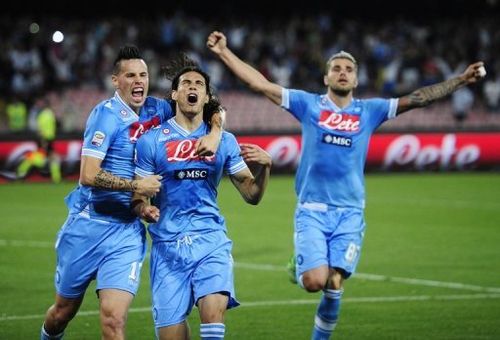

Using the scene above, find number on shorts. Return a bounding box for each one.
[344,242,360,263]
[128,261,142,281]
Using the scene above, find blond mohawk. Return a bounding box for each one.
[326,50,358,72]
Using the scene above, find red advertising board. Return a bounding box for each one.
[1,132,499,183]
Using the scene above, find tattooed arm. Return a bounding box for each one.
[396,61,485,116]
[80,155,161,197]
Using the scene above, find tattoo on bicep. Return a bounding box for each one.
[408,77,462,108]
[94,169,136,191]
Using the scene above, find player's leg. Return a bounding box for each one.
[98,289,134,340]
[157,321,190,340]
[41,215,94,339]
[293,204,330,292]
[193,231,240,340]
[151,240,195,340]
[41,294,83,340]
[312,207,365,340]
[312,268,345,340]
[197,294,228,339]
[96,220,147,340]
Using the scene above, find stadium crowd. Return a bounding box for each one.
[1,6,500,134]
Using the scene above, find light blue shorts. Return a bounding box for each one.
[54,214,146,298]
[150,230,239,329]
[293,202,365,279]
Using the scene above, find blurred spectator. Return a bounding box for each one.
[0,5,499,133]
[17,96,61,182]
[452,87,474,123]
[6,95,27,131]
[483,68,500,112]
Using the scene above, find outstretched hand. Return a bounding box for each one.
[460,61,486,85]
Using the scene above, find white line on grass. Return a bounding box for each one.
[2,293,500,322]
[234,262,500,294]
[3,241,500,294]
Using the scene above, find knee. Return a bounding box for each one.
[201,312,224,323]
[50,302,78,324]
[100,308,127,333]
[302,275,327,292]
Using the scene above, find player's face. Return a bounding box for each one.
[324,58,358,95]
[111,59,149,113]
[172,71,209,118]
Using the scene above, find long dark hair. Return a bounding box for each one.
[162,53,221,124]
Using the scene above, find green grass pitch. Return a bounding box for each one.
[1,173,500,339]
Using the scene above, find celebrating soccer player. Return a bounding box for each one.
[131,56,272,339]
[207,30,485,339]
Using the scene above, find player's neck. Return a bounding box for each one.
[328,91,353,109]
[175,112,203,132]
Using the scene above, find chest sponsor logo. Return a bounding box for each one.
[175,168,209,180]
[318,111,360,132]
[322,133,352,147]
[129,116,161,142]
[91,131,105,147]
[166,139,215,162]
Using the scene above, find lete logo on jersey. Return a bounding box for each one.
[166,139,216,162]
[318,111,360,132]
[129,116,161,142]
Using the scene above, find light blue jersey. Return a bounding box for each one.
[135,117,247,241]
[282,89,398,209]
[65,93,174,223]
[54,93,173,298]
[135,118,246,328]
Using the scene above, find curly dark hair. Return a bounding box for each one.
[162,53,223,125]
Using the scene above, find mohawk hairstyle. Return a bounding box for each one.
[112,45,143,75]
[326,50,358,73]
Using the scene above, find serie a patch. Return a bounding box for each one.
[322,133,352,147]
[91,131,106,147]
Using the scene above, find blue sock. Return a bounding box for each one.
[200,323,225,339]
[311,289,343,340]
[40,324,64,340]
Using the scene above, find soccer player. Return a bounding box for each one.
[207,30,486,339]
[132,58,272,340]
[40,46,224,340]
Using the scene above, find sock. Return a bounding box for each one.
[40,324,64,340]
[200,323,225,339]
[311,289,343,340]
[298,274,305,289]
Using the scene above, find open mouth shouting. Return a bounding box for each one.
[187,93,198,105]
[132,87,145,101]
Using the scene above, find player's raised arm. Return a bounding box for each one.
[80,155,161,197]
[229,143,272,205]
[396,61,486,116]
[207,31,283,106]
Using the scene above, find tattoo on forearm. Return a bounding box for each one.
[408,77,463,108]
[94,169,137,192]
